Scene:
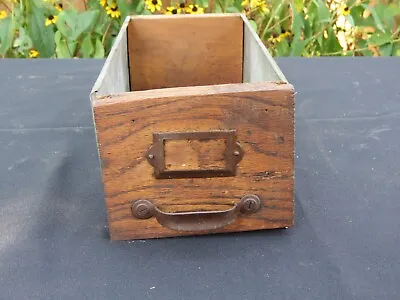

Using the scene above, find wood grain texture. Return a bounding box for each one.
[93,82,295,240]
[127,14,243,91]
[165,139,226,170]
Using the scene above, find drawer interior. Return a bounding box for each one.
[128,15,244,91]
[91,14,287,100]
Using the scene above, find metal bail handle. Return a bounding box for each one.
[131,194,262,232]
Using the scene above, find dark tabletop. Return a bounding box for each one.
[0,58,399,300]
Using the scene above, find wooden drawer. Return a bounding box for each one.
[90,13,295,240]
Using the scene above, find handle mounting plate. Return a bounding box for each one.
[131,194,262,232]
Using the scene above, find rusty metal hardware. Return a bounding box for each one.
[131,194,261,232]
[240,194,262,214]
[145,130,244,179]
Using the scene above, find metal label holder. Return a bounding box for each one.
[145,130,244,179]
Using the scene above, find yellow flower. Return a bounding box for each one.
[165,6,181,14]
[106,3,121,18]
[54,2,63,12]
[268,30,292,43]
[242,0,269,13]
[99,0,106,6]
[257,0,269,13]
[341,5,350,16]
[29,49,40,58]
[248,0,269,13]
[186,4,204,14]
[267,35,275,43]
[0,10,8,19]
[45,15,57,26]
[177,1,186,10]
[145,0,162,13]
[250,0,259,8]
[276,30,291,42]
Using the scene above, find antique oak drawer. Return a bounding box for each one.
[90,13,295,240]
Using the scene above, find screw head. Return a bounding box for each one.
[233,150,240,156]
[148,154,154,159]
[240,194,261,214]
[132,200,154,219]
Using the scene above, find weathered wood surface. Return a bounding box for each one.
[165,139,227,170]
[93,82,295,240]
[127,14,243,91]
[91,17,130,100]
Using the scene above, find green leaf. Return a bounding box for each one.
[325,27,342,54]
[26,4,55,58]
[350,5,375,27]
[344,50,355,56]
[379,43,393,56]
[0,17,12,55]
[279,3,290,29]
[312,0,331,23]
[307,2,318,26]
[68,41,77,56]
[356,39,373,56]
[303,19,312,39]
[275,40,290,56]
[56,11,74,37]
[317,33,323,49]
[103,30,117,55]
[290,3,304,37]
[55,30,71,58]
[81,34,94,58]
[381,4,400,29]
[349,5,364,26]
[249,20,257,32]
[94,18,105,36]
[116,0,130,19]
[73,10,100,40]
[93,38,104,58]
[57,10,99,42]
[55,30,77,58]
[141,9,152,15]
[373,3,393,28]
[226,6,240,13]
[271,0,282,12]
[387,4,400,17]
[361,4,385,32]
[368,32,392,46]
[394,44,400,56]
[215,4,222,13]
[290,38,306,56]
[13,27,33,51]
[392,41,400,56]
[373,4,394,32]
[294,0,304,13]
[131,0,145,14]
[85,0,99,9]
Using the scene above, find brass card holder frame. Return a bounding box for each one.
[145,130,244,179]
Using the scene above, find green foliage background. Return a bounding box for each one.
[0,0,399,58]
